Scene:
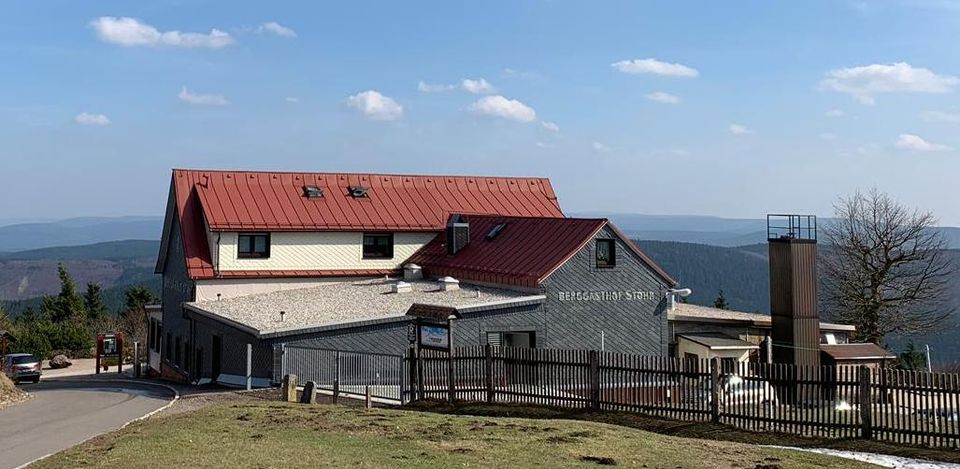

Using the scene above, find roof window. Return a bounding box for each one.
[486,222,507,240]
[348,186,369,198]
[303,185,323,198]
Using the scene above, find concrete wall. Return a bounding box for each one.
[540,225,671,355]
[214,231,436,271]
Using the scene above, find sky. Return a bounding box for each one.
[2,1,960,225]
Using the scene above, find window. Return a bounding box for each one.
[302,185,323,198]
[238,233,270,258]
[174,337,182,367]
[362,233,394,259]
[596,239,616,268]
[486,222,507,240]
[486,331,535,348]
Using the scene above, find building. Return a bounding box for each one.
[154,169,675,385]
[667,302,856,365]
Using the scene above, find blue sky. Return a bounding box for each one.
[2,1,960,225]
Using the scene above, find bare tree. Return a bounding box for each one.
[822,189,955,344]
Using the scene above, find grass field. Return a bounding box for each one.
[33,401,878,468]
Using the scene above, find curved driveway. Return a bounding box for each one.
[0,379,175,469]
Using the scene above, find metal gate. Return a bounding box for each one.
[279,345,407,404]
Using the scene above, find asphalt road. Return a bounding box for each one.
[0,379,174,469]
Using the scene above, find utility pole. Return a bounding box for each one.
[925,344,933,373]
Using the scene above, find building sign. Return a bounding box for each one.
[419,324,450,350]
[557,290,659,302]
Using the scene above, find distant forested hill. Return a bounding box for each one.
[0,240,160,316]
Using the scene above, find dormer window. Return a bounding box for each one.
[238,233,270,259]
[303,185,323,198]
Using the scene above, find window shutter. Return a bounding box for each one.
[486,332,502,347]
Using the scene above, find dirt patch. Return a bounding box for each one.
[580,455,617,465]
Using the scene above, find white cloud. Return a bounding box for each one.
[644,91,680,104]
[258,21,296,38]
[825,109,845,117]
[178,86,229,106]
[284,97,300,104]
[469,95,536,123]
[417,81,455,93]
[541,121,560,133]
[728,124,755,135]
[346,90,403,121]
[820,62,959,104]
[418,78,496,94]
[895,133,951,151]
[90,17,234,49]
[611,58,699,78]
[461,78,496,94]
[535,141,555,149]
[922,110,960,124]
[819,132,838,140]
[592,141,612,153]
[74,112,111,126]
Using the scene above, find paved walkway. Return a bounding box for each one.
[0,378,174,469]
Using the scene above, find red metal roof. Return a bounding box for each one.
[166,169,564,280]
[182,169,562,231]
[408,214,676,289]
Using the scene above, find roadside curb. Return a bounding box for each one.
[13,379,179,469]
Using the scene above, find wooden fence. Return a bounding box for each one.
[407,345,960,448]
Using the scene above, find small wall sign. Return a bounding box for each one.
[419,324,450,350]
[557,290,658,302]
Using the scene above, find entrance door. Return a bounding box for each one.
[211,336,222,383]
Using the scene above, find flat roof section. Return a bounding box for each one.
[678,334,759,350]
[185,278,543,338]
[668,303,856,332]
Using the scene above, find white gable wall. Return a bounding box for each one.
[215,231,437,271]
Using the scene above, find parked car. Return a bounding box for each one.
[687,374,778,406]
[3,353,42,384]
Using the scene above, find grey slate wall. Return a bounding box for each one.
[540,225,671,355]
[160,215,196,375]
[189,312,274,381]
[273,302,546,356]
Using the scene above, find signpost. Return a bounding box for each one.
[406,304,459,402]
[96,333,123,374]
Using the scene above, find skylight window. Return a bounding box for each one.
[486,222,507,240]
[348,186,369,198]
[303,185,323,198]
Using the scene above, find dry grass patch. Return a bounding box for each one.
[0,373,29,410]
[32,401,879,468]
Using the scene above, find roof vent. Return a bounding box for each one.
[486,222,507,240]
[303,185,323,198]
[391,281,412,294]
[438,276,460,291]
[348,186,369,198]
[403,263,423,281]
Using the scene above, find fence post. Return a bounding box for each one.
[710,357,720,423]
[407,346,417,403]
[859,365,872,440]
[485,344,494,404]
[447,348,455,403]
[246,343,252,391]
[589,350,600,410]
[365,385,373,409]
[280,343,286,382]
[333,350,341,404]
